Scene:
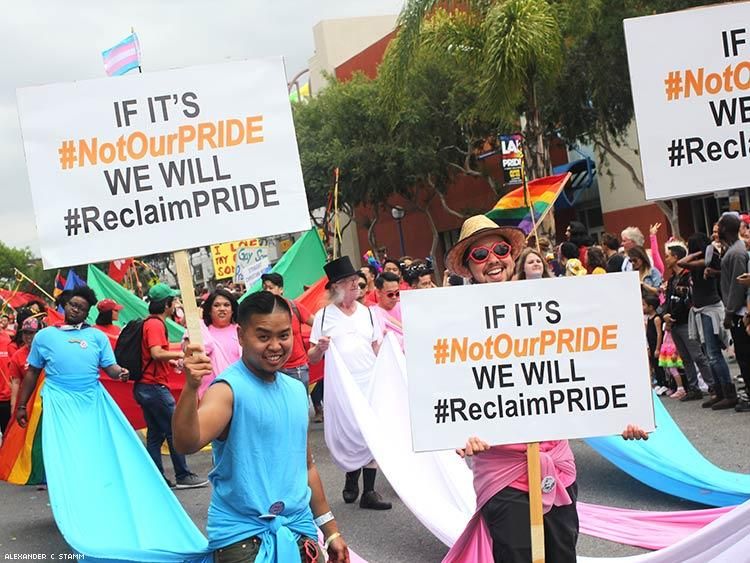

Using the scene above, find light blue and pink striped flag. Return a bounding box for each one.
[102,33,141,76]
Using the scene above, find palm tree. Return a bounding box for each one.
[384,0,600,180]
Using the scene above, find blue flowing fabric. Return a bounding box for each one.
[41,376,211,562]
[586,394,750,507]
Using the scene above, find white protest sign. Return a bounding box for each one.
[624,3,750,200]
[17,58,310,268]
[234,246,270,286]
[401,273,655,452]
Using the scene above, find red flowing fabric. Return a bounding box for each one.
[297,276,327,385]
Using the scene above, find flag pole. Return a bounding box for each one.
[13,268,55,302]
[131,26,143,74]
[520,142,541,254]
[333,167,341,259]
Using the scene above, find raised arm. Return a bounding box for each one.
[173,344,233,454]
[649,224,665,276]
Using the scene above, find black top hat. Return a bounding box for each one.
[324,256,358,288]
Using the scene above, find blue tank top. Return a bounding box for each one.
[207,360,315,562]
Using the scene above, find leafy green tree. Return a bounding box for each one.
[384,0,601,179]
[295,47,507,259]
[0,242,57,304]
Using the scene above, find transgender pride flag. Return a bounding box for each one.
[102,33,141,76]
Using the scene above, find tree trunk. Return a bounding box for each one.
[421,206,441,273]
[367,212,380,254]
[593,129,682,238]
[655,199,681,239]
[524,81,548,180]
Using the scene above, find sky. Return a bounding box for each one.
[0,0,404,255]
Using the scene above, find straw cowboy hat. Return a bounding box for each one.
[445,215,526,278]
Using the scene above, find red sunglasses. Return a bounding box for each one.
[468,242,512,263]
[384,290,400,298]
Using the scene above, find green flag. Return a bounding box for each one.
[86,264,185,342]
[240,228,327,301]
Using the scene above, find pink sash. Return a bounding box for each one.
[443,441,576,562]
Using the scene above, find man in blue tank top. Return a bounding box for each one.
[174,291,349,563]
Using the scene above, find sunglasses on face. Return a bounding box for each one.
[468,242,512,263]
[358,283,367,289]
[383,290,400,298]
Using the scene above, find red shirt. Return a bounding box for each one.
[95,324,121,339]
[0,331,12,401]
[284,299,312,369]
[140,316,171,386]
[364,290,378,306]
[8,345,30,383]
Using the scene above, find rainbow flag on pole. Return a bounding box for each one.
[485,172,570,234]
[102,33,141,76]
[0,375,45,485]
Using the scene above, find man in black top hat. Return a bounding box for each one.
[308,256,392,511]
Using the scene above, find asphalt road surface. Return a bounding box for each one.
[1,395,748,562]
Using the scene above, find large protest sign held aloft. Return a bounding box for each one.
[625,3,750,200]
[17,58,310,268]
[401,273,655,452]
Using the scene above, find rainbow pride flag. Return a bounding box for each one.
[485,172,570,234]
[0,374,45,485]
[102,33,141,77]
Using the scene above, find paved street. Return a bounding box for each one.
[1,395,748,561]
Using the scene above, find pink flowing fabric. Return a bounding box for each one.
[577,502,732,550]
[443,441,576,562]
[195,322,241,397]
[370,304,404,350]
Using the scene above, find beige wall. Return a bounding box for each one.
[307,15,396,263]
[308,15,397,94]
[596,123,652,213]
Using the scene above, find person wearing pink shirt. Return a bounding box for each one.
[370,272,403,350]
[193,289,242,398]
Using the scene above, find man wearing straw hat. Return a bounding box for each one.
[442,215,648,563]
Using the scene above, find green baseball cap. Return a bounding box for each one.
[147,283,180,302]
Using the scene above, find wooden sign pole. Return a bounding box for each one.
[173,250,204,348]
[527,442,545,563]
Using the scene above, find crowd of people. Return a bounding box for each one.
[0,209,746,562]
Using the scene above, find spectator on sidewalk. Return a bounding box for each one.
[662,244,714,402]
[679,233,735,409]
[718,213,750,412]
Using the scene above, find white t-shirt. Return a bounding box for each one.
[310,302,383,378]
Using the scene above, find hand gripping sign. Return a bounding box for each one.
[401,273,655,452]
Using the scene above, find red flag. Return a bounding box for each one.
[108,258,134,283]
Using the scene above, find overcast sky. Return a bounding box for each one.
[0,0,404,255]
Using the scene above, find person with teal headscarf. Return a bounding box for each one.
[174,291,349,563]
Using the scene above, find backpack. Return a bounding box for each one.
[114,317,166,381]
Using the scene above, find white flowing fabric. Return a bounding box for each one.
[326,334,750,562]
[323,346,375,472]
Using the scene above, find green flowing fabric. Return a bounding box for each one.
[240,228,327,301]
[86,265,185,342]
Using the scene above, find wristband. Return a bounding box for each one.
[313,511,334,527]
[324,532,341,551]
[17,405,27,410]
